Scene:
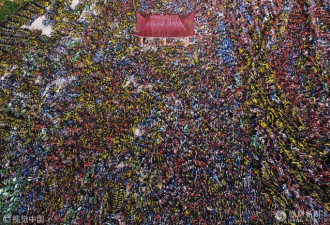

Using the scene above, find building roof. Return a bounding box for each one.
[134,11,196,38]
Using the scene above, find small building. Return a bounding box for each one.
[134,10,196,47]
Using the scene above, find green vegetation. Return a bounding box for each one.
[0,0,37,22]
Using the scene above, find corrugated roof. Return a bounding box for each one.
[134,11,196,38]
